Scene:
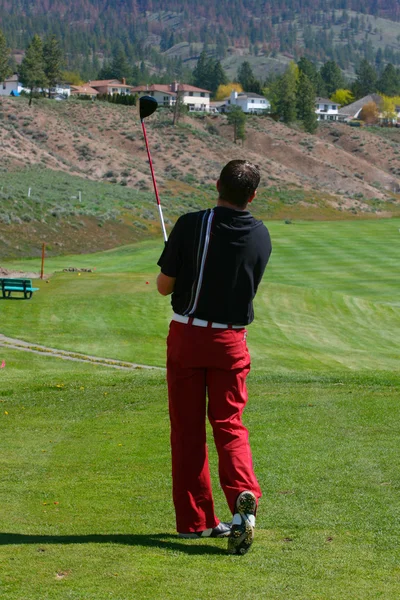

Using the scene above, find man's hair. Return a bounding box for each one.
[218,160,260,207]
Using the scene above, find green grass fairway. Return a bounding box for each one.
[1,353,399,600]
[1,218,400,598]
[2,219,400,372]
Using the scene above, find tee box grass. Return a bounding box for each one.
[1,218,400,599]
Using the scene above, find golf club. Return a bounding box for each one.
[139,95,168,242]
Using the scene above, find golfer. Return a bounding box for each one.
[157,160,272,555]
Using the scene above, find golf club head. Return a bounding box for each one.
[139,95,158,120]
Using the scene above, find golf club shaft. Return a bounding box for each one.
[141,119,168,242]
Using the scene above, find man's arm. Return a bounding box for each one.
[157,272,176,296]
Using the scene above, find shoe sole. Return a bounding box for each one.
[227,491,256,556]
[179,524,232,539]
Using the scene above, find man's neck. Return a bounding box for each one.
[216,199,248,211]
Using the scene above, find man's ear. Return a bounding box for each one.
[248,190,257,204]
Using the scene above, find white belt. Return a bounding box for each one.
[172,313,244,329]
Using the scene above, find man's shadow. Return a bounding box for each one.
[0,532,227,555]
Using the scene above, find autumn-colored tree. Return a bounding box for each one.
[380,96,396,124]
[215,82,243,101]
[61,71,84,85]
[330,89,354,107]
[359,102,379,124]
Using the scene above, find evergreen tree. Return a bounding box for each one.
[377,63,400,96]
[353,59,377,98]
[227,105,246,145]
[298,56,326,96]
[43,34,64,97]
[276,63,297,123]
[0,28,11,85]
[192,51,209,89]
[210,61,228,96]
[296,72,318,134]
[97,60,113,80]
[160,30,169,52]
[19,35,48,106]
[320,60,344,96]
[110,41,131,81]
[237,61,262,94]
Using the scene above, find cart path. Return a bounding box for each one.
[0,334,164,371]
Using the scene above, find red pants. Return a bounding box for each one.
[166,320,262,533]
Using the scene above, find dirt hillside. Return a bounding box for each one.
[0,96,399,257]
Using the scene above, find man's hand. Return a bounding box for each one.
[157,272,176,296]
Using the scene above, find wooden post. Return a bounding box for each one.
[40,243,45,280]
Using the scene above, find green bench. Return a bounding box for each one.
[0,278,39,299]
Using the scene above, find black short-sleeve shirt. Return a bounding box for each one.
[157,206,272,325]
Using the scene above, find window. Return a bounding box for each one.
[324,105,328,112]
[200,92,205,97]
[332,105,337,110]
[251,99,254,103]
[189,92,193,96]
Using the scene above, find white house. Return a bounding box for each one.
[315,97,340,121]
[49,84,71,98]
[225,91,270,114]
[0,74,71,98]
[131,83,211,112]
[0,74,25,96]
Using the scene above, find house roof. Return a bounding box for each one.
[237,92,266,100]
[5,74,19,83]
[315,97,336,104]
[131,83,211,94]
[71,85,99,95]
[338,94,382,117]
[131,84,175,95]
[88,79,133,89]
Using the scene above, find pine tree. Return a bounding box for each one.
[110,41,131,81]
[353,59,377,98]
[237,61,262,94]
[320,60,344,96]
[43,34,64,97]
[227,105,246,145]
[276,63,298,123]
[377,63,400,96]
[298,56,326,96]
[19,35,48,106]
[192,51,209,89]
[296,72,318,134]
[209,61,227,96]
[0,28,11,85]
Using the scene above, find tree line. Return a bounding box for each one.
[1,0,399,74]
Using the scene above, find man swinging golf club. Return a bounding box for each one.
[156,159,272,555]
